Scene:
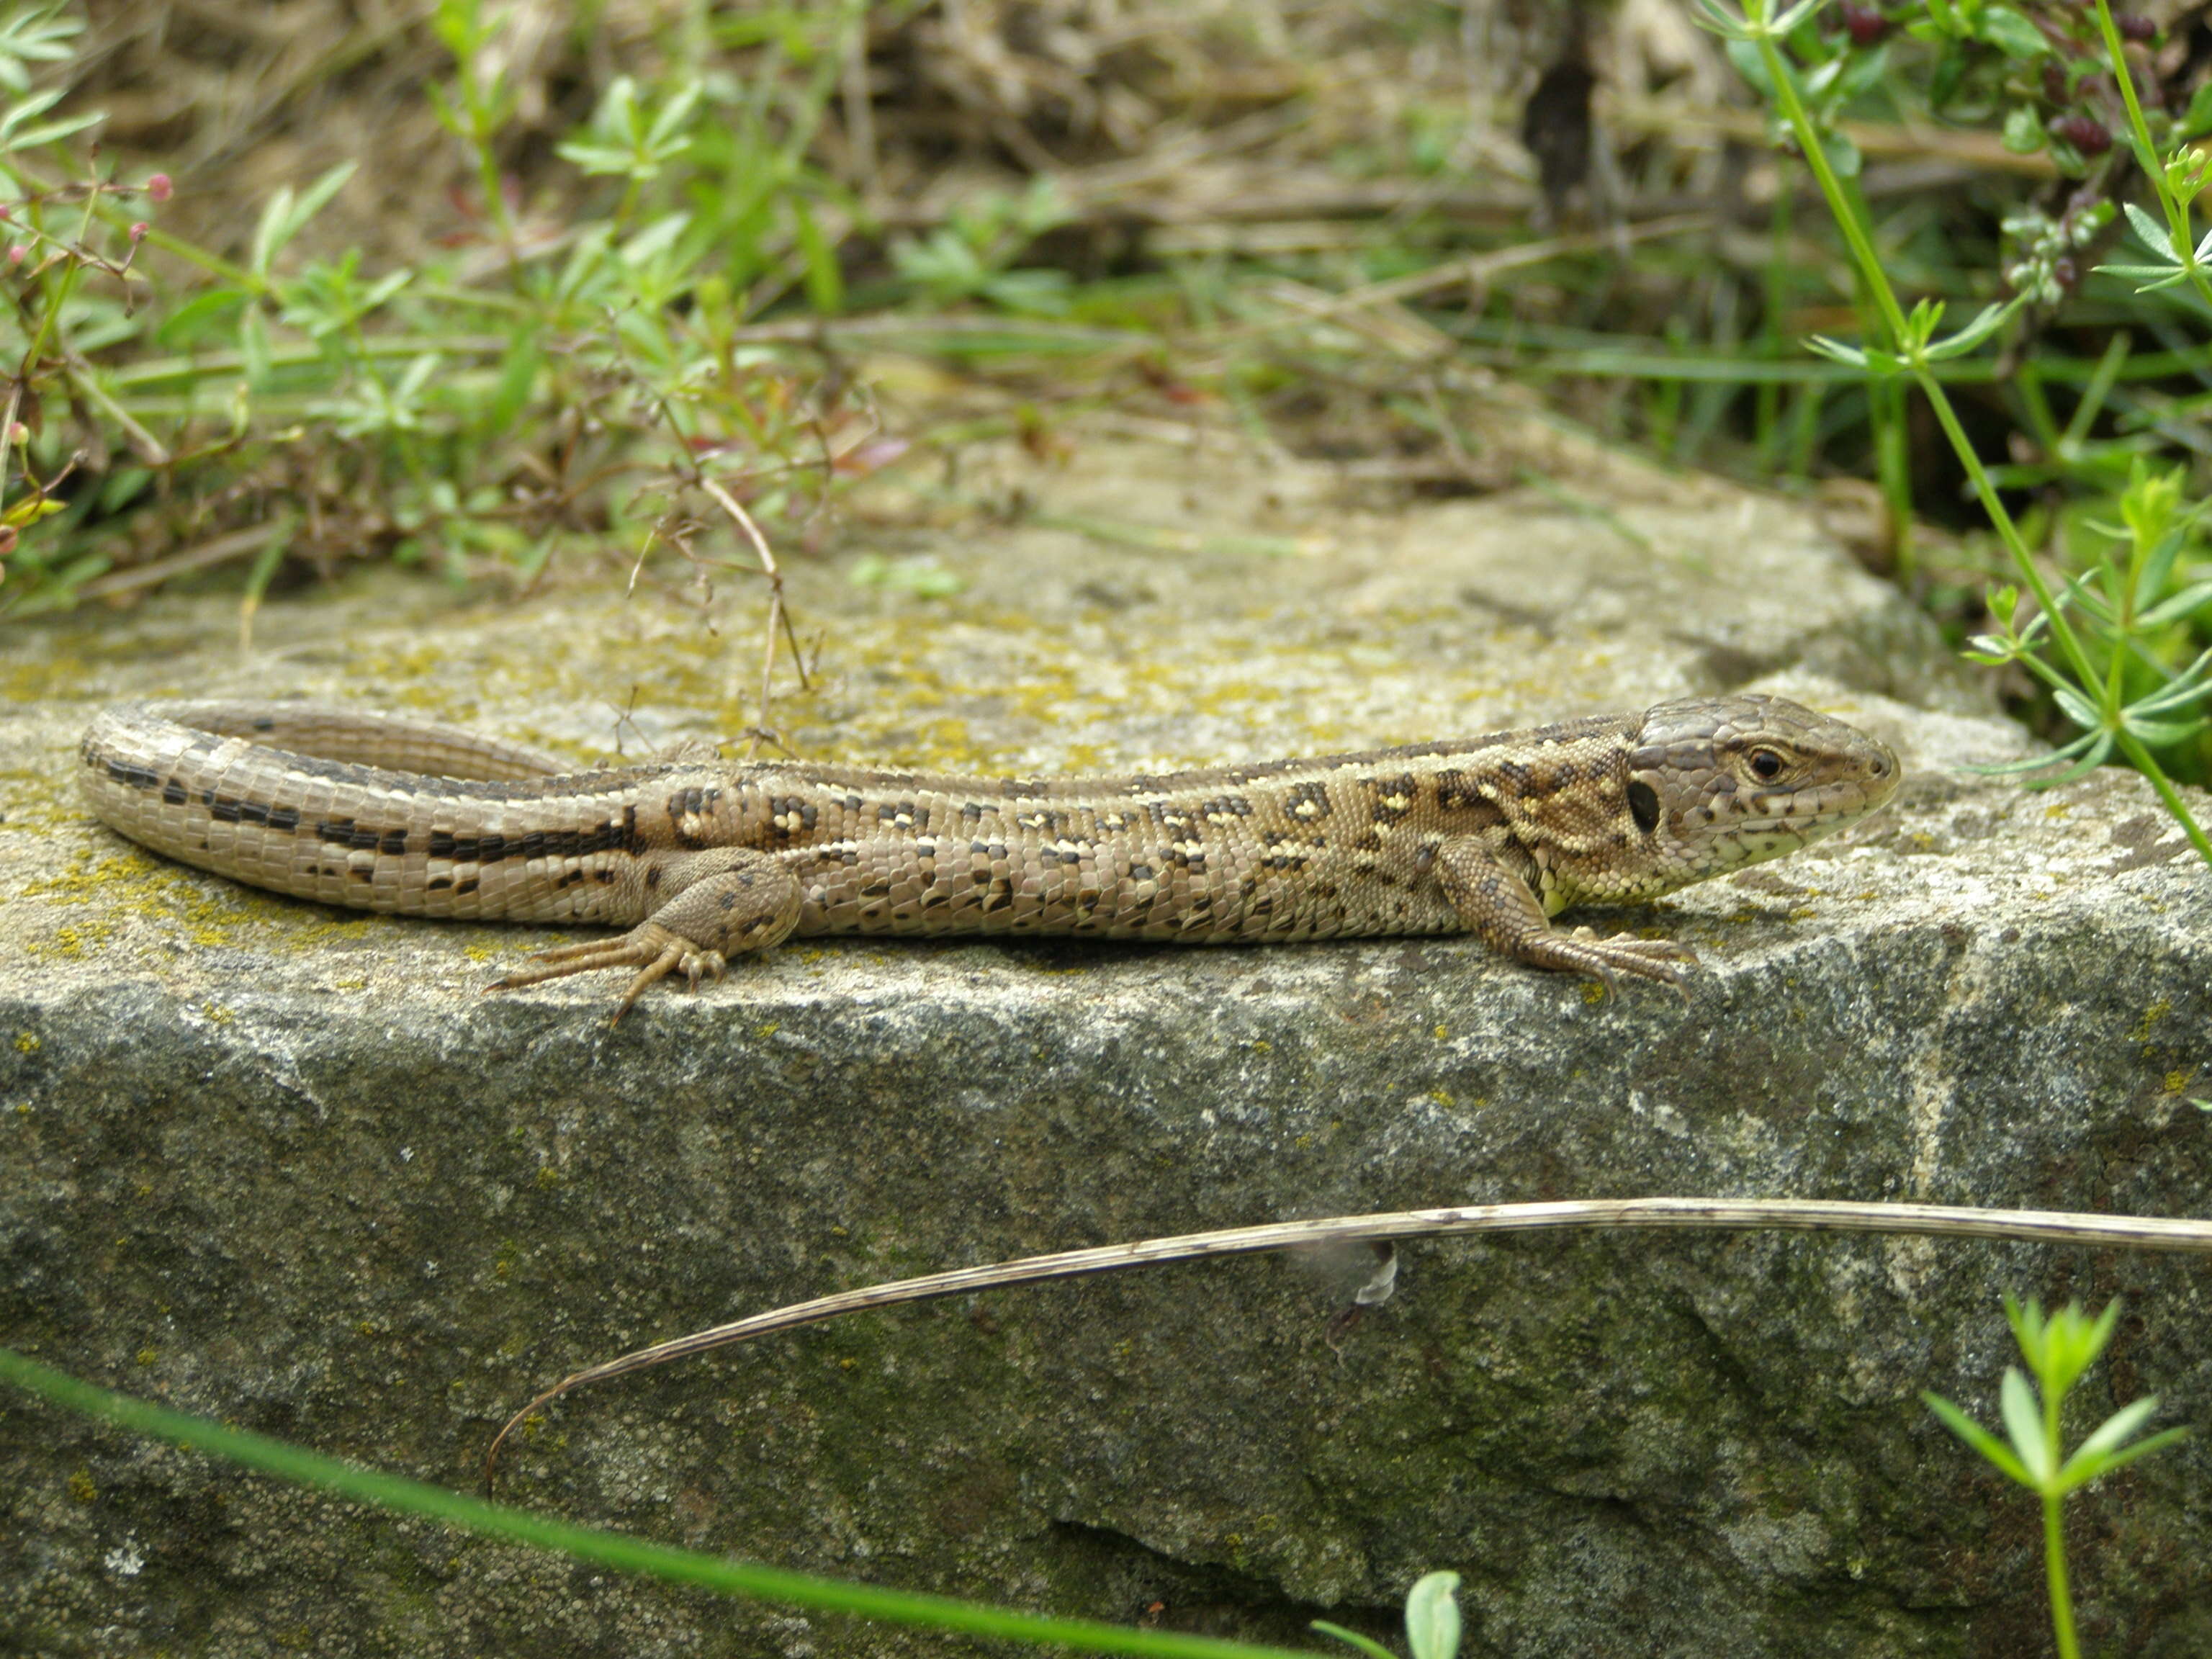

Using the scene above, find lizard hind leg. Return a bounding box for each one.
[1434,837,1696,996]
[490,849,805,1023]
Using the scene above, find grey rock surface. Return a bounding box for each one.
[4,430,2210,1658]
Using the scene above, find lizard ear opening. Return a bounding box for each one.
[1627,779,1661,835]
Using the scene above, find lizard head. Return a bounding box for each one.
[1627,693,1900,880]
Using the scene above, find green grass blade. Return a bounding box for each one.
[0,1346,1325,1659]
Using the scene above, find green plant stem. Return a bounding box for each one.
[1754,13,2212,869]
[91,211,264,292]
[2044,1494,2079,1659]
[2090,0,2212,312]
[0,1346,1325,1659]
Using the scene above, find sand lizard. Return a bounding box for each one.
[78,695,1899,1020]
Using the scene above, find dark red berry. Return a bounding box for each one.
[2053,255,2080,289]
[2116,13,2157,40]
[1839,1,1888,45]
[2052,112,2113,153]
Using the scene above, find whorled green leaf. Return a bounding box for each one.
[2000,1367,2057,1485]
[1924,1390,2033,1485]
[2051,683,2103,732]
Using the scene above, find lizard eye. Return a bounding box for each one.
[1749,749,1785,783]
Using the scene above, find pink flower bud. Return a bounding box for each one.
[129,221,148,241]
[6,246,24,266]
[146,174,172,203]
[6,423,24,443]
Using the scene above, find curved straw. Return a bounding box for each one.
[485,1196,2212,1491]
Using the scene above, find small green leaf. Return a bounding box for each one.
[2001,104,2045,154]
[2119,712,2206,746]
[2000,1368,2056,1486]
[1405,1571,1462,1659]
[1820,125,1862,179]
[2051,683,2103,731]
[2064,1396,2163,1475]
[1924,1391,2033,1485]
[1924,296,2023,360]
[1977,6,2050,58]
[1804,334,1870,368]
[238,306,272,389]
[2135,580,2212,626]
[2069,1425,2190,1484]
[1835,42,1891,104]
[2123,202,2177,258]
[1723,36,1774,94]
[2024,734,2116,786]
[2180,84,2212,145]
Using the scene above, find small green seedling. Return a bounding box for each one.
[1923,1295,2187,1659]
[1313,1568,1460,1659]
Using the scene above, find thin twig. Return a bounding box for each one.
[485,1196,2212,1491]
[697,473,811,752]
[75,523,284,599]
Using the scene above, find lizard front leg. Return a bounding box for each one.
[490,848,804,1023]
[1434,837,1695,994]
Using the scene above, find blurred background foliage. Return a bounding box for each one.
[6,0,2212,802]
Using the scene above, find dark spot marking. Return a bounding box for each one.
[554,870,587,889]
[456,877,480,895]
[646,866,662,889]
[162,779,188,806]
[204,796,301,832]
[1128,862,1155,884]
[720,891,737,909]
[1285,781,1331,819]
[100,757,165,791]
[878,800,918,824]
[1200,795,1253,820]
[428,876,454,892]
[860,881,893,898]
[1628,781,1660,835]
[765,795,819,840]
[316,817,407,854]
